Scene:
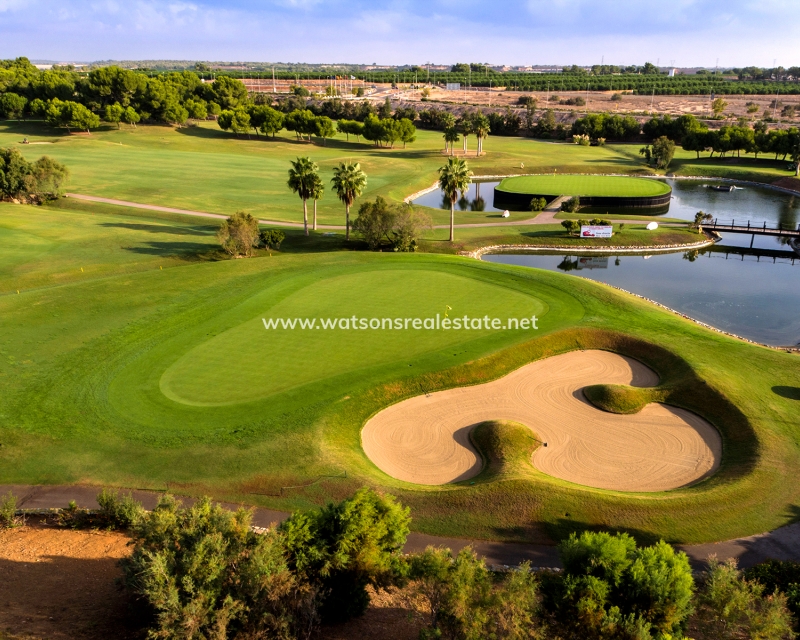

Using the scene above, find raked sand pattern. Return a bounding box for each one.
[361,350,721,491]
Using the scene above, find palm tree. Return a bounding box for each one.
[438,157,472,242]
[287,157,319,236]
[310,173,324,231]
[443,127,460,156]
[459,116,473,155]
[330,161,367,241]
[473,113,490,156]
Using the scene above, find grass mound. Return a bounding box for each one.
[469,420,540,480]
[583,383,666,414]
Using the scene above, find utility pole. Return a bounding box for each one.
[272,66,276,93]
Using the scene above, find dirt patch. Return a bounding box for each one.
[361,350,721,491]
[0,519,139,640]
[0,521,422,640]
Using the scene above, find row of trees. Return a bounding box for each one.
[0,58,248,126]
[108,487,798,640]
[0,147,68,203]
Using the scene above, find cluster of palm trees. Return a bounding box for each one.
[288,157,367,239]
[288,155,472,243]
[443,112,490,157]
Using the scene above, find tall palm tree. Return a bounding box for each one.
[330,161,367,241]
[473,113,490,156]
[310,173,324,231]
[443,127,460,156]
[287,156,318,236]
[459,116,473,155]
[438,157,472,242]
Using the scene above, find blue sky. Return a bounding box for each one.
[1,0,798,67]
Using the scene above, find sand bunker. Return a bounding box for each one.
[361,350,721,491]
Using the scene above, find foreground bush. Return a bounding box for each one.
[0,147,69,203]
[694,557,796,639]
[122,494,307,639]
[745,560,800,630]
[541,531,694,639]
[410,546,544,639]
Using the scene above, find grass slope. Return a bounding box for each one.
[1,202,799,547]
[497,175,672,197]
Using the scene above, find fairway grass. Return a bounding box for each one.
[1,119,794,228]
[496,175,672,198]
[2,201,800,546]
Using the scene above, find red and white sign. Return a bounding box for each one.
[580,225,613,238]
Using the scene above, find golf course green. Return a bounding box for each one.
[2,197,800,546]
[2,117,800,547]
[494,174,673,209]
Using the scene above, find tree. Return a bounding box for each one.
[692,210,714,230]
[351,196,397,249]
[121,495,304,640]
[217,211,261,257]
[391,206,431,252]
[314,116,336,146]
[121,106,140,128]
[443,126,460,155]
[0,148,68,203]
[397,118,416,148]
[257,106,284,138]
[103,102,124,128]
[331,161,367,241]
[288,156,318,236]
[438,157,472,242]
[0,92,27,120]
[310,172,324,231]
[712,97,728,117]
[184,98,207,121]
[459,115,473,155]
[280,487,410,624]
[44,99,100,132]
[530,196,547,211]
[284,109,317,141]
[210,75,248,110]
[651,136,676,169]
[218,106,250,135]
[472,113,490,155]
[379,97,392,118]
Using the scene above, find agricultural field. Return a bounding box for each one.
[2,194,800,546]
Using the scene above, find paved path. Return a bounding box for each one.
[66,193,675,231]
[5,484,799,569]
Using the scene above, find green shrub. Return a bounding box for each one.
[530,196,547,211]
[122,494,307,640]
[561,196,581,213]
[745,560,800,631]
[0,491,18,528]
[96,488,144,529]
[695,557,795,640]
[280,487,411,624]
[260,228,286,249]
[542,531,694,639]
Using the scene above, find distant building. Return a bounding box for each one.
[668,68,677,77]
[445,83,461,91]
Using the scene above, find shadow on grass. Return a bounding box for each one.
[124,241,221,260]
[773,386,800,401]
[99,222,215,236]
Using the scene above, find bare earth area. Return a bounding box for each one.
[0,520,138,640]
[362,350,721,491]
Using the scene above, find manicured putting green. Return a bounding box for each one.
[496,175,672,198]
[160,269,547,405]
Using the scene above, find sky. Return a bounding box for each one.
[1,0,799,68]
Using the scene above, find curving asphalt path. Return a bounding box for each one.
[4,484,799,570]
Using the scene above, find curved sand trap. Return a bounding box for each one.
[361,350,721,491]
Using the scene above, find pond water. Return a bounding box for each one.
[483,239,800,347]
[412,178,800,228]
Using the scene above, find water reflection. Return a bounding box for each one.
[484,240,800,346]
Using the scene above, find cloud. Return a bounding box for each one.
[1,0,799,65]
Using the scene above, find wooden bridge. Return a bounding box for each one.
[702,219,800,238]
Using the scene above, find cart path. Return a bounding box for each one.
[4,484,798,570]
[66,193,676,230]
